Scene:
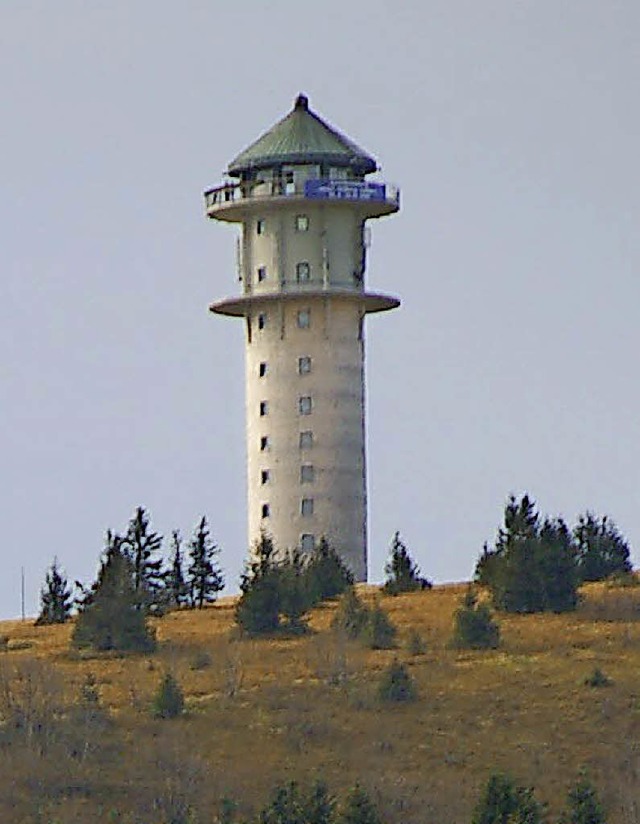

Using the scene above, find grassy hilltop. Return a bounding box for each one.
[1,582,639,822]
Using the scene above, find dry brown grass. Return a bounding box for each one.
[1,583,640,822]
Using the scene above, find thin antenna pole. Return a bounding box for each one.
[21,566,25,622]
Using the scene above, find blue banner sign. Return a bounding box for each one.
[304,179,387,202]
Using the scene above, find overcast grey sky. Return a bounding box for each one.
[2,1,639,619]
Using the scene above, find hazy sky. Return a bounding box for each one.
[2,2,639,619]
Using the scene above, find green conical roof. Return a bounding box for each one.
[227,94,377,176]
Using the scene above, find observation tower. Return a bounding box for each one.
[204,94,400,580]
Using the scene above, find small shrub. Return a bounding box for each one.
[80,672,100,705]
[584,667,612,688]
[331,587,369,640]
[405,628,427,656]
[153,673,185,719]
[472,773,545,824]
[560,773,606,824]
[451,588,500,649]
[377,659,416,703]
[362,602,396,650]
[190,650,212,671]
[340,783,381,824]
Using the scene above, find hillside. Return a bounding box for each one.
[1,582,639,823]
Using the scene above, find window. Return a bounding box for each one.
[261,503,270,519]
[258,313,267,330]
[299,431,313,449]
[299,396,312,415]
[259,362,267,377]
[296,261,311,282]
[297,309,310,329]
[257,266,267,283]
[300,464,315,483]
[260,436,270,451]
[301,498,314,517]
[261,469,270,485]
[296,215,309,232]
[256,219,265,235]
[301,534,315,553]
[259,401,268,417]
[298,356,311,375]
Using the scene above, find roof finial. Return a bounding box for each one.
[294,93,309,111]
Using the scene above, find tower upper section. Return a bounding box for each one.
[204,95,400,316]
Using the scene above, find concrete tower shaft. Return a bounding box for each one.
[205,95,400,580]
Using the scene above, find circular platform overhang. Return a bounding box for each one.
[210,289,400,317]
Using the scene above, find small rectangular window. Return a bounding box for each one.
[259,362,267,377]
[261,503,270,519]
[298,356,311,375]
[257,266,267,282]
[300,464,315,483]
[256,219,265,235]
[258,313,267,330]
[296,261,311,282]
[260,436,270,451]
[299,396,312,415]
[299,431,313,449]
[301,534,315,553]
[301,498,314,517]
[259,401,268,417]
[296,215,309,232]
[261,469,270,485]
[297,310,310,329]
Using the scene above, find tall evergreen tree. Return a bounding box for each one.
[574,512,632,583]
[236,532,282,634]
[164,529,188,609]
[186,516,224,609]
[383,532,431,594]
[35,558,73,625]
[121,506,163,611]
[306,537,354,602]
[72,532,156,652]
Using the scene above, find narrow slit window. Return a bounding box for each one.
[261,503,270,519]
[257,266,267,282]
[259,401,268,417]
[259,362,267,377]
[296,261,311,282]
[299,431,313,449]
[299,396,312,416]
[300,464,315,483]
[260,436,270,451]
[258,313,267,330]
[298,356,311,375]
[256,219,265,235]
[261,469,270,485]
[301,498,314,517]
[297,310,310,329]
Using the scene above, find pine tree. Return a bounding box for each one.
[362,601,397,649]
[331,586,369,640]
[152,672,185,719]
[451,588,500,649]
[560,774,606,824]
[165,529,188,609]
[186,516,224,609]
[339,785,381,824]
[383,532,431,595]
[259,781,306,824]
[304,781,336,824]
[277,548,314,632]
[575,512,632,583]
[472,773,545,824]
[235,532,281,634]
[377,659,416,703]
[35,558,73,625]
[71,532,156,653]
[306,537,354,602]
[121,506,163,612]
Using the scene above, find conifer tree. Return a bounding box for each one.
[331,586,369,639]
[574,512,632,583]
[383,532,431,594]
[236,532,281,634]
[339,785,381,824]
[306,537,354,602]
[164,529,188,609]
[121,506,163,612]
[72,532,156,652]
[35,558,73,625]
[451,588,500,649]
[186,516,224,609]
[560,774,606,824]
